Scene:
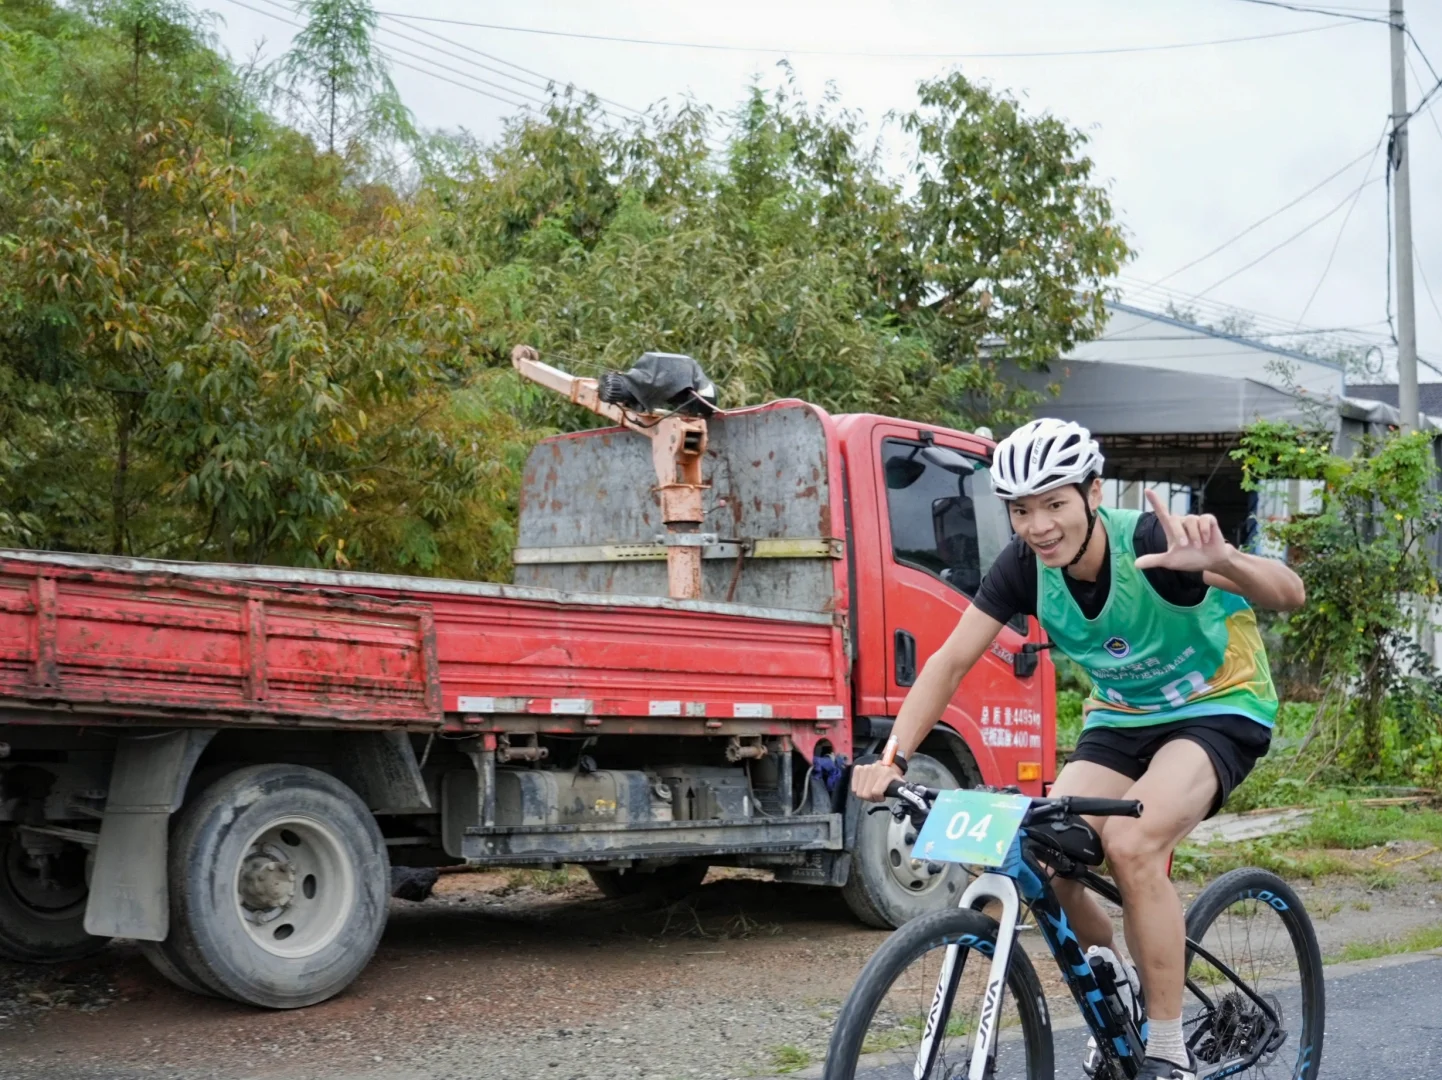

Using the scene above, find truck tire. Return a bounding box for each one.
[139,938,216,997]
[840,752,969,929]
[587,862,708,901]
[163,764,390,1009]
[0,830,109,963]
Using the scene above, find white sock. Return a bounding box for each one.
[1145,1014,1188,1066]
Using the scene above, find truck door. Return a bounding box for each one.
[872,426,1050,791]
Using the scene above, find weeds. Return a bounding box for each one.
[1333,924,1442,963]
[769,1045,812,1073]
[501,867,580,895]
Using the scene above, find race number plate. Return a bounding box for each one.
[913,790,1031,867]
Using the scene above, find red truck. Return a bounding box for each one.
[0,375,1055,1009]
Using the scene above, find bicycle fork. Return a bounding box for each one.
[914,872,1022,1080]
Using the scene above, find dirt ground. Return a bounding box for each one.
[2,851,1440,1080]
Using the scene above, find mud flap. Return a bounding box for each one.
[84,729,214,940]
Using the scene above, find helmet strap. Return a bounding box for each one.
[1066,483,1099,569]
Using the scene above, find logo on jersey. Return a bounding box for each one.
[1103,636,1131,659]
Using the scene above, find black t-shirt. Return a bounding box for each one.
[972,512,1208,625]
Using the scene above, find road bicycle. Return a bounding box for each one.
[823,782,1325,1080]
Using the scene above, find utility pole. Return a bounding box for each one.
[1390,0,1420,432]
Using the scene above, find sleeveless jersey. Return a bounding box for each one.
[1037,506,1278,731]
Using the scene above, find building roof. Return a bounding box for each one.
[1345,383,1442,416]
[1062,302,1346,400]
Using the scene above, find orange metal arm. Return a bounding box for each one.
[510,345,710,600]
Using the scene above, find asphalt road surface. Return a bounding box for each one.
[836,952,1441,1080]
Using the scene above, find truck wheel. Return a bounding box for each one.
[164,764,389,1009]
[841,752,968,929]
[0,830,109,963]
[587,862,708,901]
[139,938,216,997]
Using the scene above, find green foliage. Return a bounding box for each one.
[1055,689,1084,749]
[455,71,1129,431]
[0,2,1130,581]
[272,0,416,163]
[1301,802,1442,849]
[0,0,518,574]
[1233,420,1442,777]
[1174,803,1442,884]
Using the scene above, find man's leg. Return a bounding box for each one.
[1044,758,1135,951]
[1104,739,1219,1066]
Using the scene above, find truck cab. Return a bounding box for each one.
[838,414,1054,792]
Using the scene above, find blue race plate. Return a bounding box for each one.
[912,789,1032,867]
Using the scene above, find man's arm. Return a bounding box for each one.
[1134,490,1305,612]
[850,604,1006,800]
[1203,551,1306,611]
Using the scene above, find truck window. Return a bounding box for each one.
[881,438,1014,603]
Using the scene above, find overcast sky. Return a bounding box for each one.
[197,0,1442,379]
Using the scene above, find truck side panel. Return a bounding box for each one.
[0,560,440,726]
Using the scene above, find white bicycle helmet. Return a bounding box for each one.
[991,418,1105,501]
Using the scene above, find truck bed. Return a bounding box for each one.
[0,551,849,731]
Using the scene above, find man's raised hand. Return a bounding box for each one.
[1133,489,1233,573]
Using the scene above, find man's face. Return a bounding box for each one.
[1006,480,1101,567]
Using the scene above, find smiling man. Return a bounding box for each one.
[851,418,1305,1080]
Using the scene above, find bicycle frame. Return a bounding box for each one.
[920,836,1287,1080]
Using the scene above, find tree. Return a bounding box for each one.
[1233,420,1442,777]
[272,0,415,167]
[894,73,1129,421]
[0,0,518,574]
[453,72,1129,432]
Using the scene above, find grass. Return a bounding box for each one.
[502,867,581,893]
[1301,803,1442,849]
[768,1045,812,1073]
[1173,803,1442,883]
[859,1014,971,1056]
[1332,923,1442,963]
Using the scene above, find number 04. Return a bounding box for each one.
[945,811,993,842]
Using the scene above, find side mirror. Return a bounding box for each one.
[1012,640,1053,679]
[885,456,927,490]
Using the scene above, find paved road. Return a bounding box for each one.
[833,952,1441,1080]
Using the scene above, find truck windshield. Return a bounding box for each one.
[881,438,1013,599]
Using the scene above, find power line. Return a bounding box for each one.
[242,0,577,113]
[1143,133,1385,290]
[1228,0,1391,24]
[1296,135,1387,323]
[368,9,1357,59]
[1117,276,1399,350]
[1409,54,1442,143]
[1416,248,1442,331]
[373,11,644,116]
[218,0,536,111]
[1096,325,1394,342]
[1194,175,1385,298]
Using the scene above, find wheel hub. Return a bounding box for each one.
[232,817,355,959]
[239,845,296,916]
[885,814,947,895]
[1196,991,1281,1065]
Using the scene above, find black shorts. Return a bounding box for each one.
[1068,714,1271,818]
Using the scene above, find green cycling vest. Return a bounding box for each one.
[1038,506,1279,731]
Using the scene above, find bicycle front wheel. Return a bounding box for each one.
[823,907,1054,1080]
[1184,867,1325,1080]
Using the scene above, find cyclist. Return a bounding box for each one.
[851,418,1305,1080]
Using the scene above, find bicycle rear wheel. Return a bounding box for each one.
[824,907,1054,1080]
[1184,868,1324,1080]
